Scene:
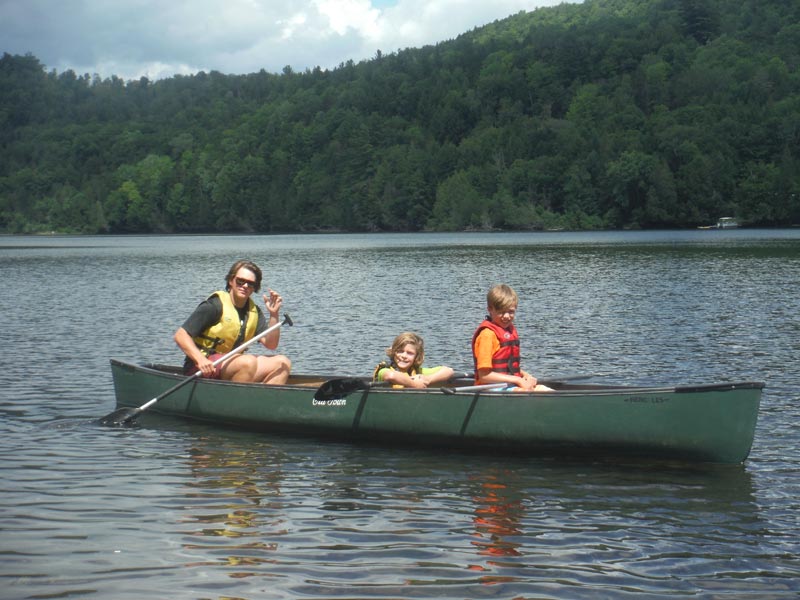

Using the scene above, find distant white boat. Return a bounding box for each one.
[699,217,740,230]
[716,217,739,229]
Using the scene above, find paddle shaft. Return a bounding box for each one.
[443,383,507,394]
[442,373,599,394]
[453,372,597,382]
[137,313,292,412]
[317,372,598,401]
[540,373,599,383]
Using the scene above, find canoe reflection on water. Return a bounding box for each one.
[470,474,524,559]
[181,440,283,576]
[462,460,764,586]
[168,429,764,589]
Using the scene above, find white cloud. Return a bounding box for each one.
[0,0,577,81]
[314,0,383,39]
[279,13,309,40]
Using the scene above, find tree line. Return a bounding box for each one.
[1,0,799,234]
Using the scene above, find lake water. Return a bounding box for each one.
[1,230,799,599]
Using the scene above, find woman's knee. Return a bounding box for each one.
[222,354,258,381]
[258,354,291,384]
[268,354,291,375]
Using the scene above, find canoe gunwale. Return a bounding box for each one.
[114,359,765,397]
[675,381,764,393]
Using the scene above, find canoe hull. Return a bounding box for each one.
[109,359,763,463]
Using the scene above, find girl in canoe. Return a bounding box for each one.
[373,332,454,388]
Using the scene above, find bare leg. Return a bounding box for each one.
[220,354,258,382]
[254,355,292,385]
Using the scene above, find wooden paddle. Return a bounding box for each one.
[99,313,293,426]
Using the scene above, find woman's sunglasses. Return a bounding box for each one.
[234,277,257,289]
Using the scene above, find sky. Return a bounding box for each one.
[0,0,575,81]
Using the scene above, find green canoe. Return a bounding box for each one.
[109,359,763,464]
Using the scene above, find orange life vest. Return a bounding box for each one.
[472,319,521,379]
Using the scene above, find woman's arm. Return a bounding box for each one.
[258,290,282,350]
[174,327,215,376]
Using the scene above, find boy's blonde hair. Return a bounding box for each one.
[487,284,518,311]
[386,332,425,369]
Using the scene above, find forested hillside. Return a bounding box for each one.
[1,0,799,233]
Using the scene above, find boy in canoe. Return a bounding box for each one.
[174,260,291,384]
[373,332,454,388]
[472,284,552,392]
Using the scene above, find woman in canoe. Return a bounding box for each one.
[373,332,454,388]
[174,260,291,384]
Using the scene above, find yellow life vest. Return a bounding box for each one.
[373,361,421,388]
[193,291,259,356]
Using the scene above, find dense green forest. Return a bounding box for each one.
[1,0,799,233]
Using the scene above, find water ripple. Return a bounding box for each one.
[3,232,800,599]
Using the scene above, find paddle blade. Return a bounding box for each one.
[314,378,368,402]
[97,407,142,427]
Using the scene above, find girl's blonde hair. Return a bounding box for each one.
[386,332,425,369]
